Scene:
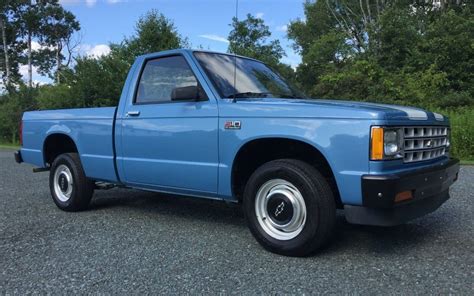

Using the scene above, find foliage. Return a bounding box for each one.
[438,108,474,161]
[36,83,78,109]
[0,0,79,88]
[228,14,285,66]
[0,86,37,143]
[34,9,187,109]
[0,0,26,88]
[228,13,295,80]
[39,1,80,82]
[288,0,474,110]
[124,9,187,62]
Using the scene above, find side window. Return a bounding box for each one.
[135,55,203,104]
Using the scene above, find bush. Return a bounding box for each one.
[438,108,474,161]
[37,84,81,110]
[0,87,38,144]
[437,92,474,109]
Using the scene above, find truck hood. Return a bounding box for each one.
[231,98,447,123]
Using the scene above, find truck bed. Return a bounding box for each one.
[21,107,118,182]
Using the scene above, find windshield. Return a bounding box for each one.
[194,52,304,99]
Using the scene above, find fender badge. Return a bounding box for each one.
[224,121,241,130]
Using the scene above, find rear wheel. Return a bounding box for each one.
[243,159,336,256]
[49,153,94,211]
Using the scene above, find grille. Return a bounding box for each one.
[403,126,448,163]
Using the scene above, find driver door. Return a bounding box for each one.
[119,54,219,195]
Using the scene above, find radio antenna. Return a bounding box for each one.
[232,0,239,103]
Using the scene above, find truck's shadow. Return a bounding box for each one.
[89,188,448,257]
[90,188,246,228]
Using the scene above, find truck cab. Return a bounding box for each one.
[15,49,459,256]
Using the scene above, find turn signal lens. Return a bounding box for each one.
[371,127,384,160]
[394,190,413,203]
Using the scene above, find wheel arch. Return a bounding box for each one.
[43,133,80,167]
[231,137,341,207]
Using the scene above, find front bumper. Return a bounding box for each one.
[14,150,23,164]
[345,158,460,226]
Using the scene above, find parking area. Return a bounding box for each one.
[1,148,473,294]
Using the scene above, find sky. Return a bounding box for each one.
[28,0,306,85]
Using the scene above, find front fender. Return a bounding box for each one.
[218,116,372,205]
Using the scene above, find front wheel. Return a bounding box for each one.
[49,153,94,211]
[243,159,336,256]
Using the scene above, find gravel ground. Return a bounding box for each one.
[1,148,473,294]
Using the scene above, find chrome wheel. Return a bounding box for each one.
[254,179,307,240]
[53,164,73,202]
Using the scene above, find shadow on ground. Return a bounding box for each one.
[89,188,443,257]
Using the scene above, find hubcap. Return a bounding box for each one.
[53,164,73,202]
[255,179,306,240]
[267,193,294,225]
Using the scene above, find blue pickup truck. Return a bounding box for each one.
[15,49,459,256]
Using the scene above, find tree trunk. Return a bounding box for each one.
[27,0,34,88]
[56,43,61,83]
[27,30,32,88]
[0,15,10,86]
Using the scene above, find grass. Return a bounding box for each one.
[0,143,19,150]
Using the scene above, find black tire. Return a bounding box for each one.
[243,159,336,256]
[49,153,94,211]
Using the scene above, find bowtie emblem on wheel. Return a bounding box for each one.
[275,201,285,217]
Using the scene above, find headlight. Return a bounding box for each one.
[371,127,404,160]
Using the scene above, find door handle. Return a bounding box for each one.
[126,111,140,117]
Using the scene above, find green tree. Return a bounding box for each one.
[39,1,80,83]
[0,0,79,90]
[422,9,474,96]
[0,1,26,89]
[288,0,473,108]
[0,86,37,143]
[124,9,187,61]
[228,13,295,81]
[36,83,76,109]
[54,9,187,108]
[228,13,285,67]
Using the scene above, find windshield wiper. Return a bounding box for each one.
[226,92,271,99]
[279,94,306,99]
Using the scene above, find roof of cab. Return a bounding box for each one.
[138,48,261,63]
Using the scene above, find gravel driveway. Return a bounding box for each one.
[1,149,473,294]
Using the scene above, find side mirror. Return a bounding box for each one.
[171,85,206,101]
